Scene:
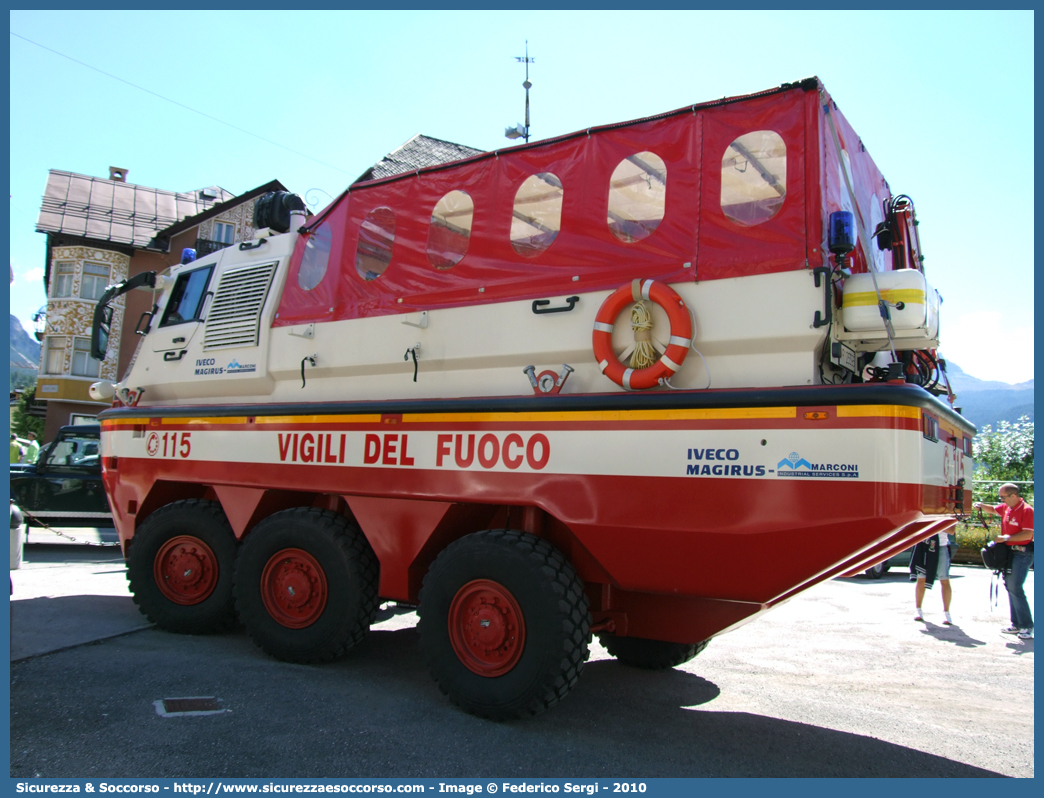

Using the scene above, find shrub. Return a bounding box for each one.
[972,416,1034,502]
[955,521,994,552]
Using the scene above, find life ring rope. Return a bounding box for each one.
[628,302,657,370]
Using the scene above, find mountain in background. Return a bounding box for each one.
[945,361,1033,430]
[10,314,40,389]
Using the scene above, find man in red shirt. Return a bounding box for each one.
[975,484,1034,639]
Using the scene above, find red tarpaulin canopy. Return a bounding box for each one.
[274,78,891,327]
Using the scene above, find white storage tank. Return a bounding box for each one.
[841,269,940,337]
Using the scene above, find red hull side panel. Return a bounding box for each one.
[104,455,934,603]
[100,392,970,646]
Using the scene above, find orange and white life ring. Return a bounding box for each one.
[592,279,692,390]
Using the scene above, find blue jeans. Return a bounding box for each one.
[1004,548,1034,630]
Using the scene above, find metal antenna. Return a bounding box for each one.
[505,41,534,143]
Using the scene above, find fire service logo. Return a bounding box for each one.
[146,432,161,457]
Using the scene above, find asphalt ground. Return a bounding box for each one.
[8,532,1034,779]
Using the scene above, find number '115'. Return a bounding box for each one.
[161,432,191,458]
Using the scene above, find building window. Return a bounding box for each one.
[721,130,787,226]
[44,336,67,374]
[427,190,474,270]
[510,173,563,257]
[72,337,101,378]
[53,262,75,298]
[607,152,667,243]
[80,262,110,301]
[355,208,396,281]
[214,222,235,245]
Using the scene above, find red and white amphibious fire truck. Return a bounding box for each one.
[90,77,973,719]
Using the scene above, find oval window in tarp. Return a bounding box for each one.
[607,151,667,243]
[510,172,563,257]
[427,190,474,270]
[355,207,397,281]
[720,131,786,226]
[298,222,333,290]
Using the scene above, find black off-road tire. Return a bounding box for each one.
[418,529,591,720]
[234,508,379,664]
[126,499,239,634]
[600,635,709,670]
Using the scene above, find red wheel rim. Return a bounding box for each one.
[448,579,526,677]
[260,548,328,629]
[154,536,219,606]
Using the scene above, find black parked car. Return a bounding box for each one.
[9,424,111,526]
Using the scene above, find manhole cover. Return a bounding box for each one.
[154,697,226,717]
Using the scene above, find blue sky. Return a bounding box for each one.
[8,10,1034,383]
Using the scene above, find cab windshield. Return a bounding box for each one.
[160,266,214,327]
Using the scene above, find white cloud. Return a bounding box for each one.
[23,268,44,283]
[940,311,1034,384]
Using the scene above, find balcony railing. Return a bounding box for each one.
[194,238,233,257]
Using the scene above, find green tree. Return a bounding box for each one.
[11,387,44,439]
[10,370,38,391]
[973,415,1033,501]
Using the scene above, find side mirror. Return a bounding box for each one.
[91,304,113,361]
[89,270,159,360]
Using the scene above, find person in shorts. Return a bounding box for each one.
[910,530,954,624]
